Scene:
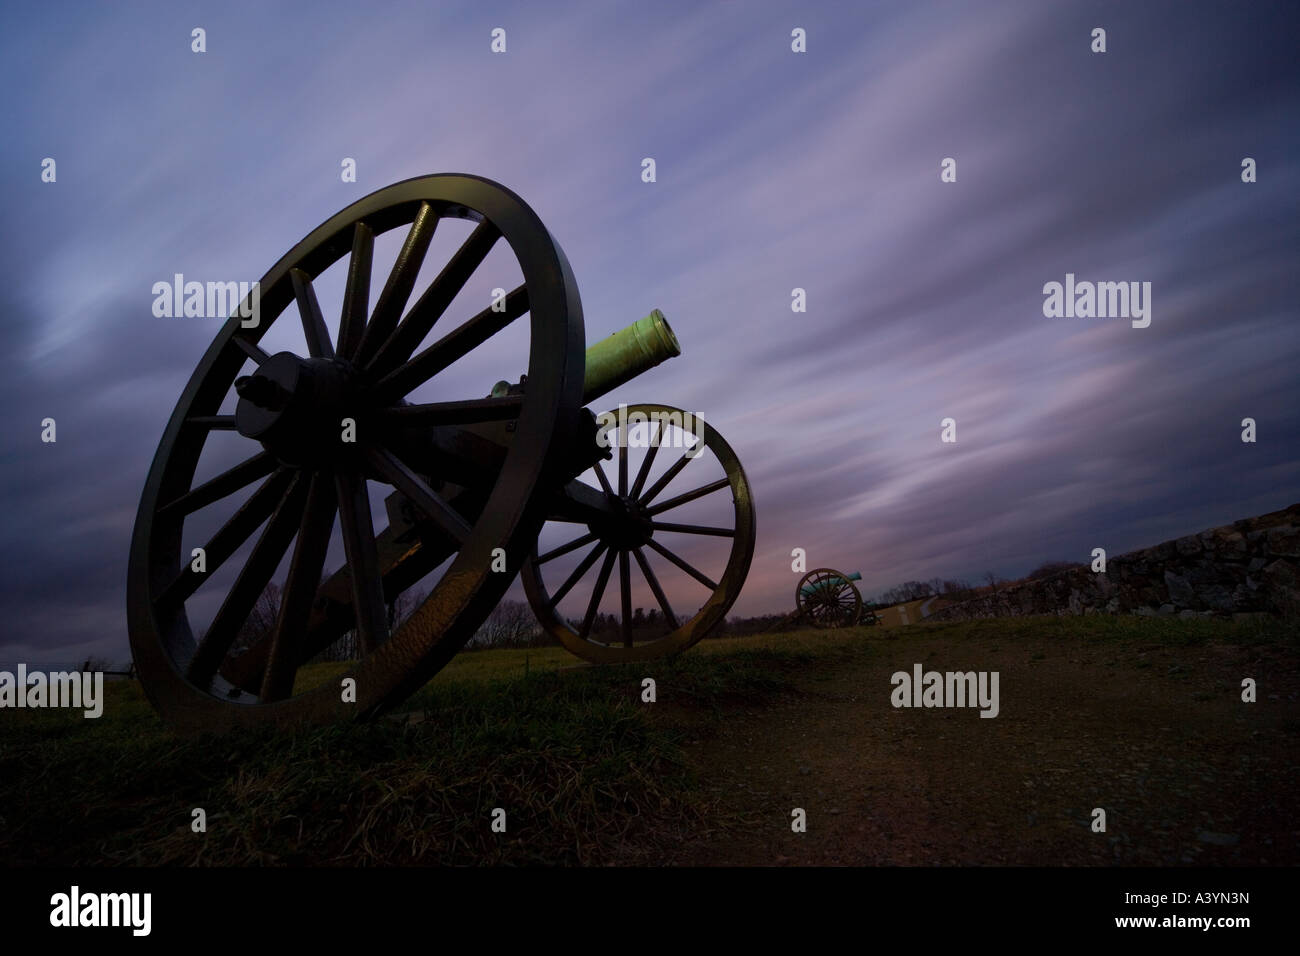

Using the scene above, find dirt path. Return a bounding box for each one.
[669,623,1300,865]
[872,598,926,628]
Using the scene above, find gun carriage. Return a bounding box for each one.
[128,175,755,731]
[796,568,878,628]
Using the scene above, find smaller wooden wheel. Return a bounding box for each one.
[522,404,755,663]
[797,568,862,629]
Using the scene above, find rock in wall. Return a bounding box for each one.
[927,502,1300,622]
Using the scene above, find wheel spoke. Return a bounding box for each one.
[159,450,277,517]
[644,476,731,516]
[379,395,523,428]
[537,531,598,564]
[579,548,618,640]
[371,285,529,404]
[335,471,390,655]
[354,202,438,365]
[260,474,337,701]
[645,538,717,590]
[549,542,607,608]
[185,472,309,688]
[290,268,334,359]
[232,335,269,364]
[618,431,628,497]
[633,546,678,630]
[592,459,615,498]
[619,550,632,646]
[650,521,735,538]
[186,415,238,430]
[367,220,501,376]
[628,420,662,500]
[366,447,472,543]
[158,468,294,608]
[640,446,698,505]
[338,222,374,360]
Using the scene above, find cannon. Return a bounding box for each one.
[128,174,755,732]
[796,568,874,628]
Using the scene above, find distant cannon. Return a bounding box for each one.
[128,174,756,732]
[796,568,876,628]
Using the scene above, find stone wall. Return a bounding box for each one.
[928,502,1300,622]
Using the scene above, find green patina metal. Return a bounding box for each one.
[800,570,861,596]
[582,309,681,403]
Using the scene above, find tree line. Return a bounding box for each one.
[221,557,1087,665]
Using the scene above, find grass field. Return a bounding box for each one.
[2,613,1296,866]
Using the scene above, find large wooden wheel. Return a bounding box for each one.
[522,404,755,663]
[797,568,862,629]
[128,174,584,731]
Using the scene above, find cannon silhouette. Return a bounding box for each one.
[128,175,755,732]
[796,568,877,628]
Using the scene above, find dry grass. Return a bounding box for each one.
[0,641,807,866]
[3,612,1291,866]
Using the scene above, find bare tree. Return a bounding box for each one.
[876,580,936,605]
[941,579,973,600]
[309,585,431,664]
[387,586,426,631]
[470,599,540,648]
[233,581,281,654]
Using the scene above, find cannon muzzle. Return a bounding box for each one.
[582,309,680,404]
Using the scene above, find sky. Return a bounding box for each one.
[1,0,1297,666]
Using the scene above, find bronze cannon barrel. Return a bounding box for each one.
[800,570,862,596]
[581,309,681,404]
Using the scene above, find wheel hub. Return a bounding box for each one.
[235,351,359,467]
[589,495,654,551]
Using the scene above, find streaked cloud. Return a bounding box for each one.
[1,0,1296,661]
